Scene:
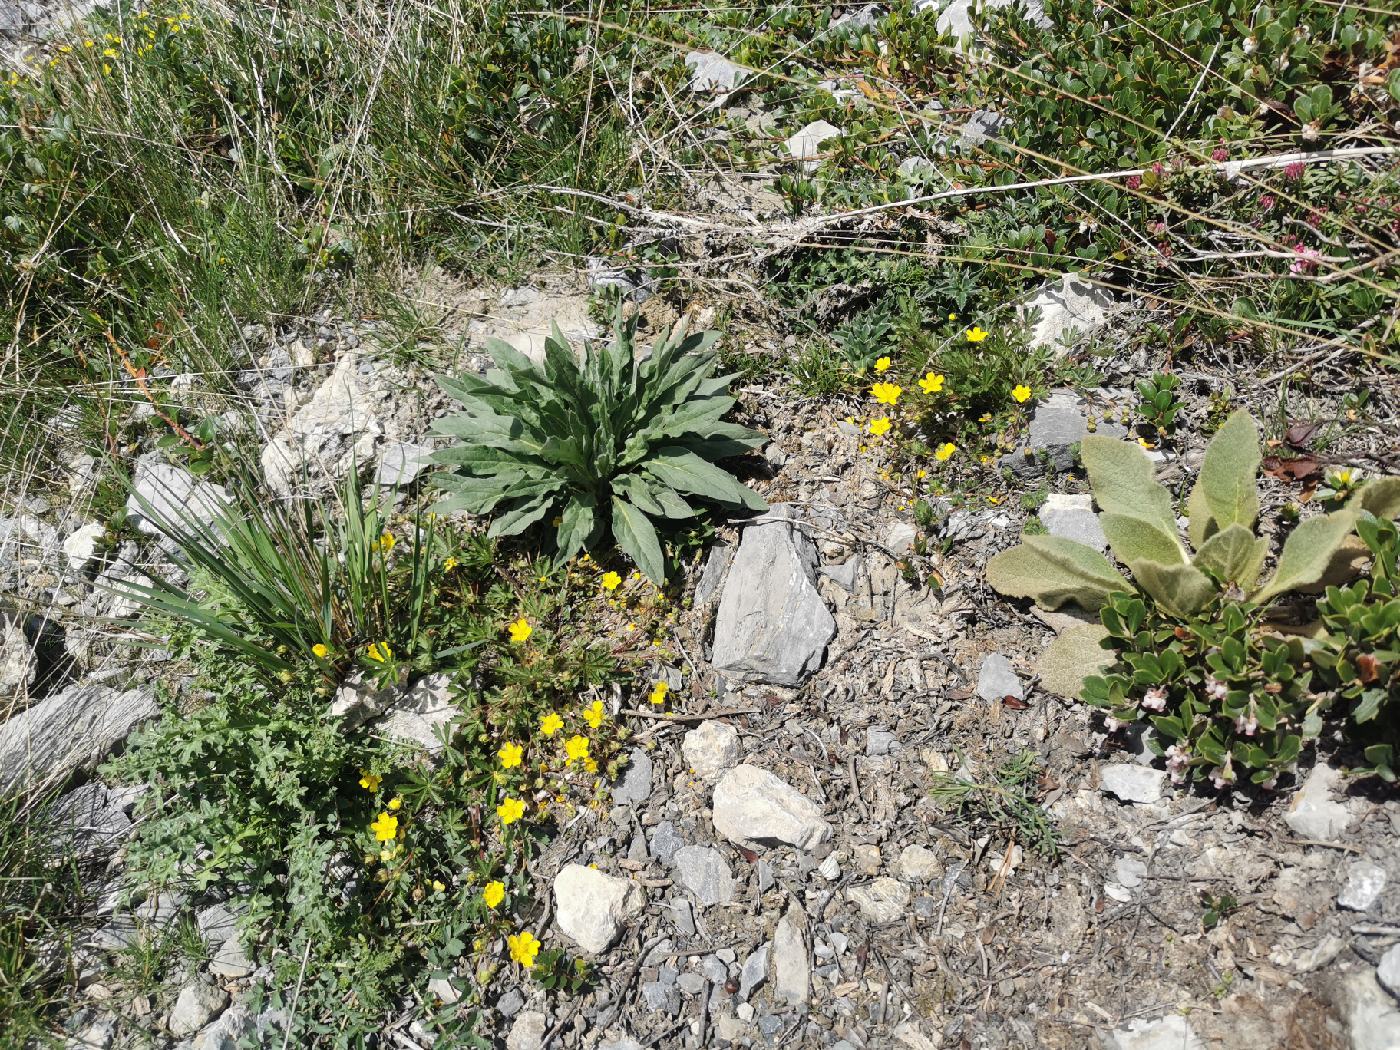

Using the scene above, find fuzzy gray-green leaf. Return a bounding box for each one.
[1081,435,1183,562]
[1191,523,1269,588]
[1253,510,1358,604]
[1187,409,1260,549]
[1131,560,1216,616]
[1039,623,1113,699]
[984,535,1126,611]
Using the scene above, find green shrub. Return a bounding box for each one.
[1135,373,1183,435]
[429,307,767,582]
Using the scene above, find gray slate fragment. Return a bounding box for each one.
[373,442,433,487]
[976,653,1024,702]
[496,988,524,1018]
[641,981,681,1014]
[649,821,683,865]
[168,977,229,1038]
[673,845,736,907]
[786,121,843,172]
[127,456,230,536]
[739,943,770,1000]
[711,508,836,686]
[1098,1015,1205,1050]
[1038,493,1108,552]
[999,390,1127,476]
[772,910,810,1007]
[613,748,653,806]
[685,50,748,93]
[1285,764,1353,841]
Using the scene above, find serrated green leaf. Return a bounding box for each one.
[985,535,1126,611]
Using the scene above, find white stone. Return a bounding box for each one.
[0,617,34,695]
[168,978,229,1038]
[1019,273,1117,355]
[1326,966,1400,1050]
[685,51,748,93]
[127,457,230,536]
[711,765,832,851]
[468,285,602,365]
[1338,862,1388,912]
[375,674,459,753]
[553,864,645,954]
[373,442,433,487]
[505,1011,547,1050]
[786,121,843,171]
[976,652,1024,702]
[62,522,106,573]
[428,976,460,1004]
[897,845,942,882]
[1099,1015,1205,1050]
[1038,494,1108,552]
[1285,764,1353,841]
[772,910,809,1006]
[1379,945,1400,1000]
[847,877,911,925]
[1099,764,1166,805]
[711,508,835,686]
[0,685,157,794]
[682,721,741,783]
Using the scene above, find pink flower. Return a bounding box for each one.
[1104,716,1126,733]
[1283,161,1305,180]
[1165,745,1191,784]
[1205,677,1228,702]
[1151,161,1165,177]
[1290,244,1321,275]
[1125,175,1142,191]
[1141,687,1168,713]
[1258,194,1275,211]
[1211,147,1228,162]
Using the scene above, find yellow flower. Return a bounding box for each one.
[649,681,669,706]
[443,556,458,572]
[1334,469,1353,486]
[358,771,381,791]
[583,700,605,729]
[483,881,506,909]
[965,326,990,343]
[498,742,523,769]
[102,47,117,57]
[497,797,526,825]
[918,372,946,395]
[432,880,446,893]
[507,930,541,968]
[366,641,393,663]
[948,312,958,321]
[870,382,903,406]
[935,442,957,462]
[539,712,564,737]
[868,417,892,437]
[370,812,398,842]
[312,643,330,659]
[373,531,396,553]
[584,757,599,774]
[507,617,532,644]
[388,797,402,811]
[102,62,111,74]
[601,571,622,591]
[874,356,892,373]
[564,735,591,766]
[1011,384,1032,403]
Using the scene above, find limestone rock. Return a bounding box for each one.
[682,721,741,783]
[1099,1015,1204,1050]
[1285,764,1353,841]
[127,456,230,536]
[506,1011,547,1050]
[999,390,1127,476]
[711,508,835,686]
[1338,862,1388,912]
[1038,493,1108,551]
[847,877,911,925]
[1020,273,1118,354]
[685,51,748,93]
[976,652,1024,702]
[374,674,459,754]
[711,764,832,851]
[553,864,645,954]
[0,684,158,794]
[0,616,34,695]
[1099,764,1166,805]
[373,441,433,487]
[62,522,106,573]
[897,845,943,882]
[772,910,810,1007]
[168,977,229,1038]
[787,121,842,172]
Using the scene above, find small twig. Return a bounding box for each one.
[102,330,205,451]
[281,938,313,1050]
[619,706,760,722]
[848,754,870,823]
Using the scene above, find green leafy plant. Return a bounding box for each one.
[429,307,767,582]
[1135,372,1183,435]
[116,462,438,684]
[929,750,1060,860]
[1310,513,1400,780]
[986,410,1396,621]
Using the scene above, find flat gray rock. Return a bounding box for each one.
[738,943,769,1000]
[685,50,748,93]
[613,748,654,806]
[373,674,460,754]
[711,508,835,686]
[1020,273,1117,354]
[1038,493,1108,551]
[847,877,911,924]
[786,121,843,171]
[1379,945,1400,999]
[672,845,735,906]
[168,977,229,1038]
[373,442,433,487]
[0,684,157,794]
[1099,1015,1204,1050]
[0,616,35,695]
[772,910,810,1007]
[127,456,230,536]
[1285,764,1353,841]
[1099,764,1165,805]
[999,390,1127,476]
[1338,861,1388,912]
[712,764,832,851]
[682,720,741,783]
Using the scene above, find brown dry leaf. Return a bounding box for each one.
[1263,454,1323,486]
[1283,420,1322,449]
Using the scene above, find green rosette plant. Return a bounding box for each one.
[429,307,767,582]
